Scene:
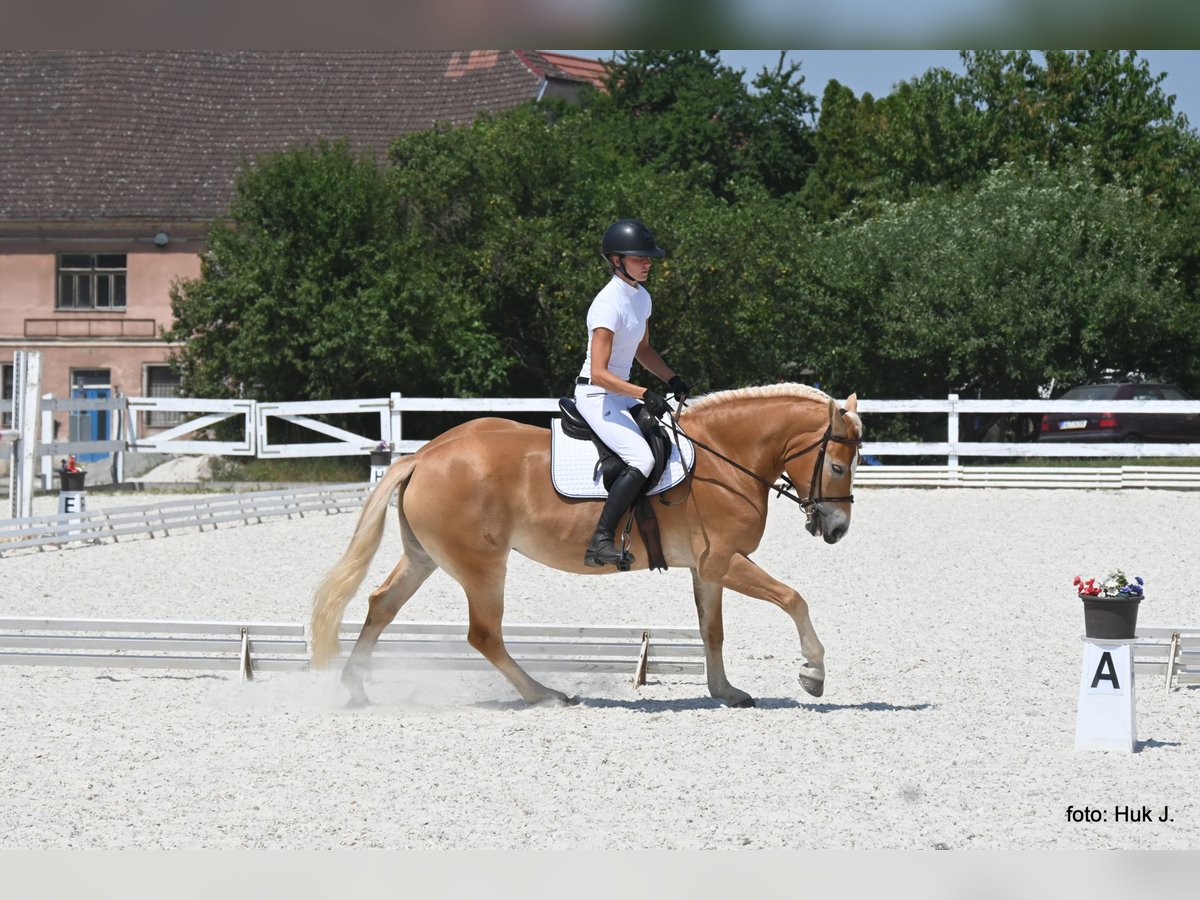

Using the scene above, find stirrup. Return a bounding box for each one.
[584,535,634,571]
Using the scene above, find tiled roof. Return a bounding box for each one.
[533,52,611,90]
[0,50,588,223]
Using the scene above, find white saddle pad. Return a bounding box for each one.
[550,419,695,499]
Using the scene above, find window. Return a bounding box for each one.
[1,363,12,428]
[145,364,184,427]
[57,254,127,310]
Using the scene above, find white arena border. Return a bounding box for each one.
[0,617,708,687]
[0,483,370,557]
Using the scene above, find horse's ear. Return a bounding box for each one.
[844,393,858,413]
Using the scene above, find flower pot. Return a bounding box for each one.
[58,470,86,492]
[1081,596,1141,640]
[369,451,392,467]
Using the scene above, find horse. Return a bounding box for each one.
[310,383,863,708]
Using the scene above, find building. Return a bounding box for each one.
[0,50,606,442]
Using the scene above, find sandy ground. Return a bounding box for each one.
[0,486,1197,849]
[132,454,214,483]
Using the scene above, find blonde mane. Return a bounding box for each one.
[683,382,832,412]
[682,382,863,434]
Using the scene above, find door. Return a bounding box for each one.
[69,369,112,463]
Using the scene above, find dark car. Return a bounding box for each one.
[1038,382,1200,443]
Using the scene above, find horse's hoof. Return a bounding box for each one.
[731,696,757,708]
[533,694,579,708]
[798,674,825,697]
[344,693,370,709]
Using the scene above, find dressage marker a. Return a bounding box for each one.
[1075,626,1200,752]
[0,617,705,687]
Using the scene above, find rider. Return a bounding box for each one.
[575,218,690,568]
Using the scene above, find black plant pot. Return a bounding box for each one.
[1081,596,1141,640]
[58,470,86,491]
[370,451,392,467]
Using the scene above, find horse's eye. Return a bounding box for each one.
[831,463,846,476]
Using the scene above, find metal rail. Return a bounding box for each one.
[0,618,707,686]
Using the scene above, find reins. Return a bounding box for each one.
[659,398,861,519]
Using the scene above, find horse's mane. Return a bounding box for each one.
[684,382,832,412]
[682,382,863,434]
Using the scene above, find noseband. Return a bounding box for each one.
[779,425,862,516]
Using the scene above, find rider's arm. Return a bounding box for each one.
[634,325,676,385]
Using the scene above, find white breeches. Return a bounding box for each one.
[573,386,654,477]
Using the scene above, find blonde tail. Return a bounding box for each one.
[310,456,416,668]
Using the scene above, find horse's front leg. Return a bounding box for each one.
[707,553,826,698]
[691,571,755,707]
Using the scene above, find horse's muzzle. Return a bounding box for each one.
[807,505,849,544]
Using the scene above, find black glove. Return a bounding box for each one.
[667,375,690,402]
[640,390,671,419]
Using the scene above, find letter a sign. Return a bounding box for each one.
[1089,651,1121,692]
[1076,639,1136,752]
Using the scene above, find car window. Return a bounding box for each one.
[1060,385,1120,400]
[1159,386,1191,400]
[1132,387,1162,400]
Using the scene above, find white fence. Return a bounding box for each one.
[0,484,369,556]
[1,616,1192,688]
[7,349,1200,518]
[0,617,707,685]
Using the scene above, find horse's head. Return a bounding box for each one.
[788,393,862,545]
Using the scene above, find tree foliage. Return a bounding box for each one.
[166,50,1200,417]
[792,161,1198,403]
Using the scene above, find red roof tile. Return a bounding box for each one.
[0,50,591,223]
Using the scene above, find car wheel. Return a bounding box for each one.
[1122,433,1144,443]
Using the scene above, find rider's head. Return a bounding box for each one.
[601,219,666,285]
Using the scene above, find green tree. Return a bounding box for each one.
[591,50,818,198]
[788,161,1198,408]
[803,51,1200,221]
[166,141,504,400]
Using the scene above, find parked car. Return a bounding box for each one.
[1038,381,1200,443]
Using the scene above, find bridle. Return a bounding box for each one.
[661,402,862,524]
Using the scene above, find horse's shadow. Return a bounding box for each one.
[471,696,934,713]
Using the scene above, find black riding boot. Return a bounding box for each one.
[584,466,648,568]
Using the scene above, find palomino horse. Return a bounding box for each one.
[311,383,863,707]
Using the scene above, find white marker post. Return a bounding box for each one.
[1075,637,1137,752]
[57,468,88,537]
[369,448,392,486]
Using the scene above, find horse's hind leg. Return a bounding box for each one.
[459,568,576,706]
[691,572,755,708]
[342,548,437,707]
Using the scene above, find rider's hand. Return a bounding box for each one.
[641,390,671,419]
[667,375,690,402]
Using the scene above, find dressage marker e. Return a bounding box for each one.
[311,383,864,708]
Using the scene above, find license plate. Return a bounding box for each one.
[1058,420,1087,430]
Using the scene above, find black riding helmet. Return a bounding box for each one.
[602,219,665,284]
[602,219,666,259]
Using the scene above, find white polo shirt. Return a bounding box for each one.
[579,276,652,382]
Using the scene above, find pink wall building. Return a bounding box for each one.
[0,51,602,443]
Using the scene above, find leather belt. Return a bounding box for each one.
[575,377,590,385]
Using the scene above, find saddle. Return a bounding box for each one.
[556,397,679,572]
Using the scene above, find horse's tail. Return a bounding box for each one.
[310,455,417,668]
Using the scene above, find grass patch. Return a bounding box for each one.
[207,455,369,483]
